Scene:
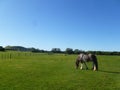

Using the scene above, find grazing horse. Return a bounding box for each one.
[75,53,98,71]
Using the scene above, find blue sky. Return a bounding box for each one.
[0,0,120,51]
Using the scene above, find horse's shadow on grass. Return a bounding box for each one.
[99,70,120,74]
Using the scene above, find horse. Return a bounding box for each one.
[75,53,98,71]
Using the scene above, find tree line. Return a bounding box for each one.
[0,46,120,55]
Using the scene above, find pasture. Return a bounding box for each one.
[0,52,120,90]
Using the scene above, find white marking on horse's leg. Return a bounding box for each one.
[93,65,96,71]
[80,63,83,70]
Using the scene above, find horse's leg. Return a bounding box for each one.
[91,62,95,70]
[92,57,98,71]
[94,61,98,71]
[93,65,96,71]
[83,61,88,70]
[75,60,79,69]
[95,59,98,71]
[80,63,83,70]
[92,62,94,70]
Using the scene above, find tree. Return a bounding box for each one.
[74,49,81,54]
[65,48,73,54]
[0,46,5,51]
[51,48,61,53]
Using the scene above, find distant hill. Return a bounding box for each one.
[4,46,45,53]
[5,46,36,51]
[5,46,27,51]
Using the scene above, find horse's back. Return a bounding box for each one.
[78,53,89,62]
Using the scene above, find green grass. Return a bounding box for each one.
[0,52,120,90]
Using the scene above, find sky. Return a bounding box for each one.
[0,0,120,51]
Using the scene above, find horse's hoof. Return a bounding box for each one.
[80,68,83,70]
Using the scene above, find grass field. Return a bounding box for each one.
[0,52,120,90]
